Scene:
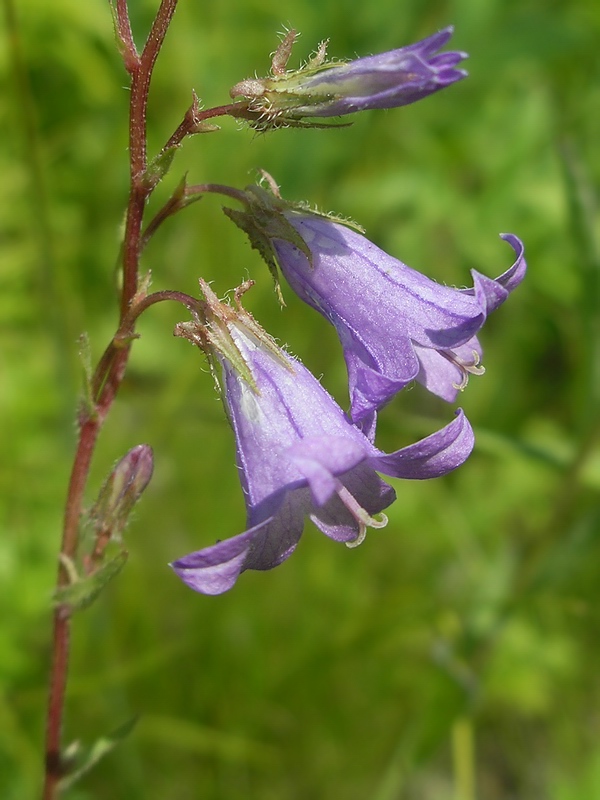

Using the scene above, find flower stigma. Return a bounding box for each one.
[334,484,389,548]
[444,349,486,391]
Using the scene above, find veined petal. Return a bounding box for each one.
[170,527,259,596]
[467,234,526,314]
[172,286,477,594]
[244,490,308,570]
[310,463,396,542]
[414,337,483,402]
[265,212,526,418]
[370,409,474,479]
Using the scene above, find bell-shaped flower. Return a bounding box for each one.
[229,27,467,129]
[223,187,526,423]
[170,281,474,595]
[271,214,526,421]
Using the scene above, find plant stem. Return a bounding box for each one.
[92,290,203,402]
[42,2,180,797]
[160,99,255,153]
[43,422,101,800]
[121,0,179,319]
[140,182,248,248]
[452,716,476,800]
[186,182,249,203]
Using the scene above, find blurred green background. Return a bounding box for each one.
[2,0,600,797]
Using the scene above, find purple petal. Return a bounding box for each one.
[271,215,525,416]
[466,234,526,313]
[414,337,482,402]
[171,490,310,595]
[295,26,467,117]
[371,409,474,479]
[170,527,259,595]
[244,490,309,570]
[403,26,455,57]
[310,463,396,542]
[288,435,372,506]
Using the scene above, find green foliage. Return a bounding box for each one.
[58,717,138,792]
[53,551,128,614]
[1,0,599,797]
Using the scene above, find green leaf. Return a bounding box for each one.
[143,147,178,191]
[58,717,138,791]
[53,550,128,613]
[77,332,97,420]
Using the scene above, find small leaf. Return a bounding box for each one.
[53,550,128,613]
[58,717,138,791]
[143,147,178,191]
[191,121,221,134]
[77,333,97,420]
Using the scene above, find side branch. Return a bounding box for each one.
[113,0,139,71]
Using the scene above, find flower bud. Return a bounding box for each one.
[91,444,154,541]
[230,27,468,130]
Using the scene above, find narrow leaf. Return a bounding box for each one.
[53,550,128,613]
[58,717,138,791]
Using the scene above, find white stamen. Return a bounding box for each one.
[334,484,388,548]
[443,349,486,391]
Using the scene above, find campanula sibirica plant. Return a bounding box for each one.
[40,6,525,796]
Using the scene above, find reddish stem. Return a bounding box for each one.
[141,182,248,248]
[160,100,254,154]
[93,290,203,402]
[121,0,179,319]
[113,0,139,72]
[185,182,249,203]
[42,2,180,798]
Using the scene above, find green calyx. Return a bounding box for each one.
[223,173,364,301]
[174,278,291,399]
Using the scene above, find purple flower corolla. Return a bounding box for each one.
[171,288,474,595]
[270,214,526,422]
[229,27,467,128]
[293,27,467,116]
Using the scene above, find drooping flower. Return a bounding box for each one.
[275,215,526,421]
[223,184,527,423]
[170,281,474,595]
[229,27,467,129]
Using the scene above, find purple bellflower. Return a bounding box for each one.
[229,27,467,129]
[171,281,474,595]
[223,184,526,424]
[273,215,526,422]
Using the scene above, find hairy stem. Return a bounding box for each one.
[92,290,203,402]
[160,99,254,153]
[121,0,179,318]
[141,182,248,247]
[42,2,180,798]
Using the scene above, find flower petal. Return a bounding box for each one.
[467,234,526,314]
[244,490,308,570]
[414,337,482,402]
[371,409,474,479]
[170,527,259,595]
[288,435,372,506]
[310,463,396,542]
